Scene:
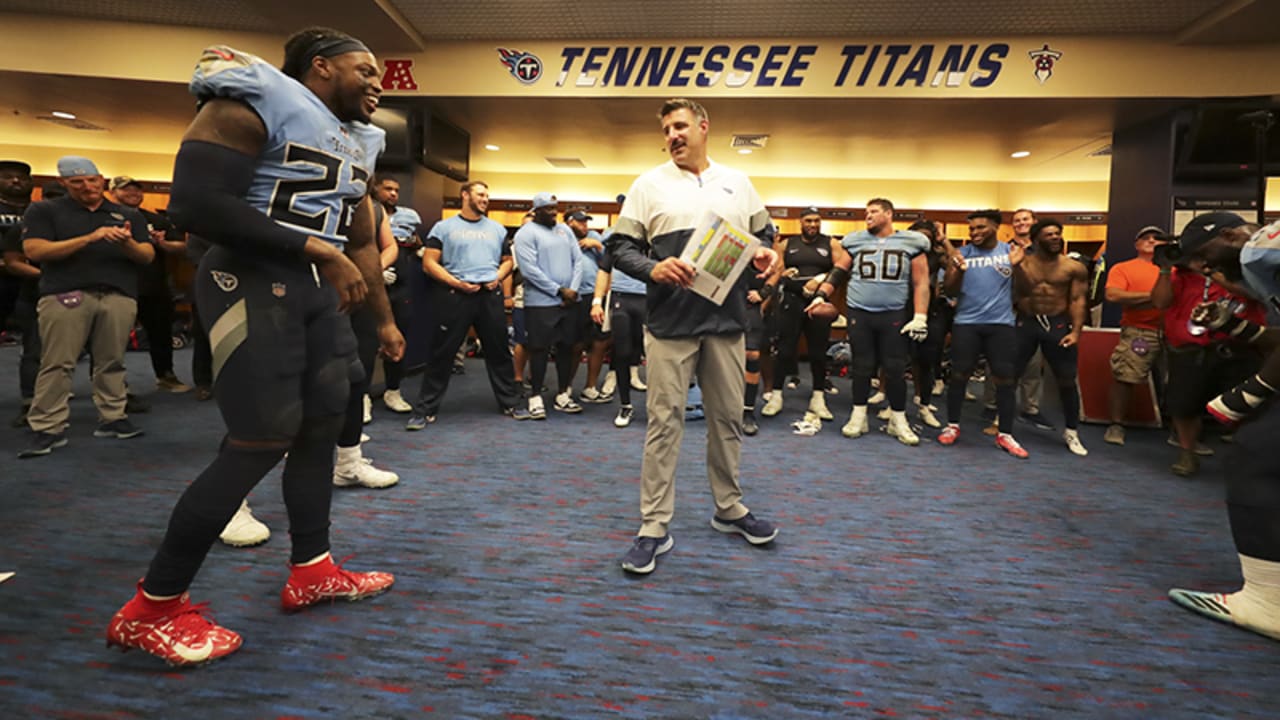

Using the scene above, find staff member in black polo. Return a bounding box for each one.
[18,156,154,458]
[109,175,192,394]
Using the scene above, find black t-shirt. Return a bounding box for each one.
[135,207,181,297]
[1,222,39,302]
[20,196,150,298]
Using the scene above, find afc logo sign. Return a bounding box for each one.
[380,59,419,91]
[497,48,543,84]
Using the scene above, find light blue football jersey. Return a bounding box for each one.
[189,46,385,249]
[840,229,930,311]
[1242,221,1280,312]
[389,207,422,241]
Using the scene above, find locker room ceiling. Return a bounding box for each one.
[1,0,1276,184]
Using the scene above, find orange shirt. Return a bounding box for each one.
[1106,257,1162,330]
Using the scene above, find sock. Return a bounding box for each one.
[744,381,759,409]
[1227,554,1280,638]
[336,444,361,468]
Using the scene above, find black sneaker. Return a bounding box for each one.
[742,410,759,436]
[1019,411,1055,431]
[620,534,674,574]
[451,363,466,375]
[125,393,151,414]
[19,431,68,458]
[94,419,144,439]
[711,512,778,545]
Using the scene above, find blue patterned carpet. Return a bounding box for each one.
[0,346,1276,719]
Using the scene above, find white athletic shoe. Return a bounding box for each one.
[867,390,885,406]
[581,387,611,404]
[362,394,372,424]
[761,392,784,417]
[382,389,412,413]
[219,500,270,547]
[877,407,891,421]
[360,432,371,443]
[554,391,583,413]
[614,404,634,428]
[630,367,647,392]
[918,406,943,429]
[333,446,399,489]
[931,379,945,397]
[1064,429,1089,457]
[842,406,869,438]
[600,371,618,398]
[808,391,833,420]
[888,411,919,446]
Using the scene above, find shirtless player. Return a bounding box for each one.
[1013,219,1089,456]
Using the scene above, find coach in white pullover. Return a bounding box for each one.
[607,98,780,575]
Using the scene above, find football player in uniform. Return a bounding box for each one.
[106,27,402,666]
[809,198,930,446]
[1168,214,1280,642]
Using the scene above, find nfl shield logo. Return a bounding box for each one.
[497,48,543,84]
[272,283,287,298]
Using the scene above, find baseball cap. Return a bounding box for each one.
[40,182,67,200]
[1134,225,1167,241]
[564,209,592,222]
[110,176,141,192]
[0,160,31,175]
[532,192,557,210]
[1178,212,1248,255]
[56,155,100,178]
[800,206,821,218]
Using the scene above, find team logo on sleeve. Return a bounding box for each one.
[1028,44,1062,85]
[497,48,543,84]
[210,271,239,292]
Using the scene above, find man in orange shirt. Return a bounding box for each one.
[1103,226,1167,445]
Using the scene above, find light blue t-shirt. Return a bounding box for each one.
[189,46,384,249]
[425,215,509,284]
[954,241,1015,326]
[841,230,930,312]
[577,230,604,294]
[514,221,583,308]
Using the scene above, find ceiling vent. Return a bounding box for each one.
[35,115,108,131]
[1088,144,1112,157]
[731,134,769,149]
[545,157,586,168]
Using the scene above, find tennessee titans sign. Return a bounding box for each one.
[497,48,543,84]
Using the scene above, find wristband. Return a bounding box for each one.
[591,297,603,307]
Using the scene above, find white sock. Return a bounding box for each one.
[1228,554,1280,638]
[336,444,361,467]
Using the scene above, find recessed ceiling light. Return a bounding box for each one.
[738,149,752,155]
[1010,151,1031,158]
[484,144,500,151]
[51,111,76,120]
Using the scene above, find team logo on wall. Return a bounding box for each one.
[1028,44,1062,85]
[497,48,543,84]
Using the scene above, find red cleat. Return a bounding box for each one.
[937,425,960,446]
[281,554,395,613]
[106,583,242,667]
[995,433,1029,459]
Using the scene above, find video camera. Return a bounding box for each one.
[1152,239,1183,266]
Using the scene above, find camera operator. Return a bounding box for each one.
[1167,214,1280,643]
[1150,213,1266,477]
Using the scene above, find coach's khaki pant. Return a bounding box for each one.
[639,331,750,537]
[27,290,136,434]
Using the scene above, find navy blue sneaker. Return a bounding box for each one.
[94,419,144,439]
[19,431,68,458]
[506,405,532,421]
[620,535,674,574]
[405,413,435,431]
[711,512,778,545]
